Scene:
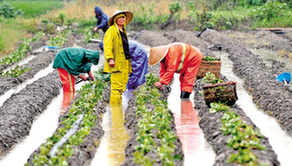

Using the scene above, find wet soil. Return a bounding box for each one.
[0,27,291,166]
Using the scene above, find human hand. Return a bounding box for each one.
[154,81,162,90]
[79,75,87,81]
[93,27,98,31]
[109,59,115,68]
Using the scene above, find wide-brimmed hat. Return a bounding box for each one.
[149,45,169,66]
[108,10,133,26]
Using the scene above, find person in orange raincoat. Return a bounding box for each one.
[149,42,203,98]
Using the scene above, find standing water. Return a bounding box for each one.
[168,74,216,166]
[216,51,292,166]
[91,90,134,166]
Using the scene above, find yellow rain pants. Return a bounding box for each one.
[110,71,129,106]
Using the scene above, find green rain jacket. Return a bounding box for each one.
[52,48,99,75]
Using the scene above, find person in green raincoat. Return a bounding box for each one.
[52,47,99,112]
[103,10,133,106]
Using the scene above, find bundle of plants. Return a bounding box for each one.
[202,72,238,107]
[197,56,222,78]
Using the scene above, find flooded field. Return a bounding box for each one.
[0,29,292,166]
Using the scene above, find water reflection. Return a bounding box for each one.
[175,99,203,156]
[168,74,215,166]
[91,90,133,166]
[107,105,129,166]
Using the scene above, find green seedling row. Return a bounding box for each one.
[209,102,268,165]
[0,31,44,66]
[27,80,105,166]
[2,29,71,78]
[133,73,181,166]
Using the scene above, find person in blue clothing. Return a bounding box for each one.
[99,40,148,89]
[93,6,110,33]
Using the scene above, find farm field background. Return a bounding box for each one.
[0,0,292,165]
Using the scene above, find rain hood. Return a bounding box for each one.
[53,47,99,75]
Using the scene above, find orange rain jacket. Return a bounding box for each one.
[159,42,203,93]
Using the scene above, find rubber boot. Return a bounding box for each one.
[180,91,190,99]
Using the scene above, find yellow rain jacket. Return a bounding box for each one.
[103,25,132,74]
[103,23,132,106]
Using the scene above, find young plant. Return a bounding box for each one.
[202,72,223,84]
[202,56,220,61]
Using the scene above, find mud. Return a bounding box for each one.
[199,29,292,134]
[0,70,62,158]
[0,27,291,166]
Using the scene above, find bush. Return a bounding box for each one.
[251,1,289,21]
[0,2,23,18]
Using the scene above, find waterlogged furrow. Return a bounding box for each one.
[0,30,72,96]
[199,29,292,135]
[123,73,184,166]
[26,80,108,166]
[193,79,279,166]
[0,32,44,71]
[0,70,62,158]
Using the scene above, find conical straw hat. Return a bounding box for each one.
[149,45,169,66]
[108,10,133,26]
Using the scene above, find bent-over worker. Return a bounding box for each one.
[149,42,203,98]
[93,6,110,33]
[52,47,99,112]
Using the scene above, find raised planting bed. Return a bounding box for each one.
[199,29,292,135]
[193,78,280,166]
[123,70,184,166]
[26,79,110,166]
[0,30,73,96]
[0,70,62,158]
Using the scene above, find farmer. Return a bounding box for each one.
[99,40,148,90]
[149,42,203,98]
[103,10,133,106]
[93,6,110,33]
[52,47,99,112]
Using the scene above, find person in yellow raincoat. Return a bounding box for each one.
[103,10,133,106]
[149,42,203,98]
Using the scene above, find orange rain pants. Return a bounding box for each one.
[159,42,203,93]
[58,68,75,112]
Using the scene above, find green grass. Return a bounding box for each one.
[0,20,27,58]
[5,1,64,18]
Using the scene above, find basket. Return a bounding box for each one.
[197,60,222,78]
[203,81,238,107]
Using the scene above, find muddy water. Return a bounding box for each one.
[168,74,216,166]
[249,48,292,73]
[0,89,61,166]
[91,90,134,166]
[0,62,54,107]
[216,51,292,166]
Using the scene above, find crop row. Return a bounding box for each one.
[210,102,267,165]
[27,79,106,166]
[133,73,181,166]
